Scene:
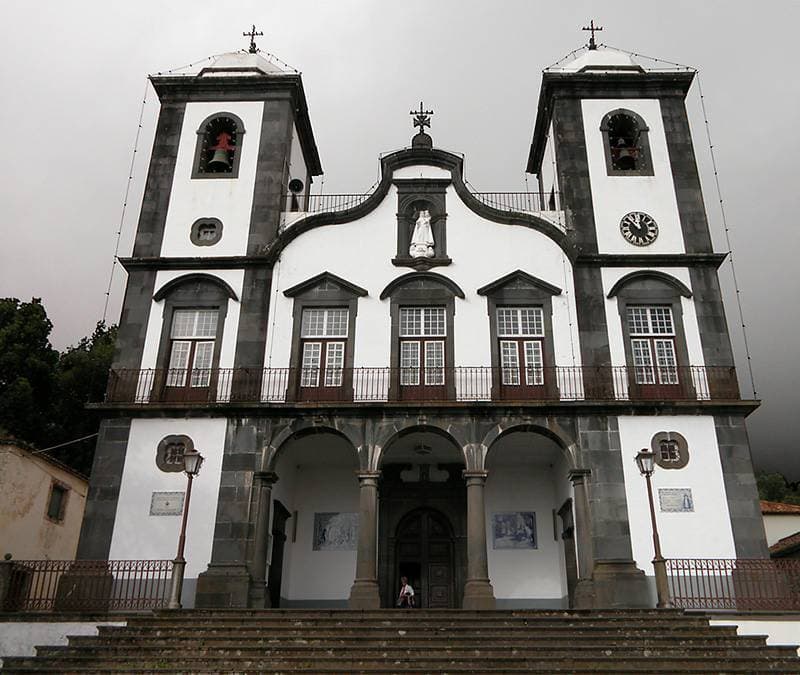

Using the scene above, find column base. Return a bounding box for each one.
[587,559,651,609]
[573,578,595,609]
[348,579,381,609]
[248,578,271,609]
[462,579,496,610]
[195,563,252,609]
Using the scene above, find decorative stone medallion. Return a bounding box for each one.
[651,431,689,469]
[156,434,194,473]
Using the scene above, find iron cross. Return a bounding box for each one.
[410,101,434,132]
[582,20,603,50]
[243,25,264,54]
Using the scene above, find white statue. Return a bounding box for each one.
[409,209,435,258]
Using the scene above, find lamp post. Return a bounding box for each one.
[634,449,671,609]
[168,447,204,610]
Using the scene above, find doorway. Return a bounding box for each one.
[395,508,455,608]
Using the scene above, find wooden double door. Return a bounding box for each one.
[395,508,455,609]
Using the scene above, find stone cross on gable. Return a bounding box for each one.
[582,19,604,50]
[410,102,434,133]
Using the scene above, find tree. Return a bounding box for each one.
[0,298,59,447]
[756,471,800,505]
[51,322,117,474]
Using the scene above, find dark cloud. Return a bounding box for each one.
[2,1,798,475]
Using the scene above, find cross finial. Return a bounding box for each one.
[582,19,603,50]
[243,24,264,54]
[410,101,434,133]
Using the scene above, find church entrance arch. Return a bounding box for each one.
[395,508,455,608]
[377,427,466,608]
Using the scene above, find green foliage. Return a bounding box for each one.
[756,471,800,505]
[0,298,117,475]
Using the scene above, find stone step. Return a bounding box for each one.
[5,654,800,673]
[69,632,764,649]
[34,643,797,661]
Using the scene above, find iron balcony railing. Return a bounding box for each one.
[282,191,560,216]
[667,558,800,611]
[103,365,740,406]
[3,559,173,612]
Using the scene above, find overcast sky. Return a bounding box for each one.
[1,1,798,475]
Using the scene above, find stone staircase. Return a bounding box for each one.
[3,609,800,673]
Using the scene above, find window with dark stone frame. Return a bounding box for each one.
[600,109,654,177]
[192,112,246,179]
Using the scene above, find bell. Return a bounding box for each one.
[208,148,230,170]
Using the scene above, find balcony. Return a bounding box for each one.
[280,191,563,230]
[102,365,741,407]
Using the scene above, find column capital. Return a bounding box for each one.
[462,470,489,486]
[254,471,279,485]
[356,470,381,486]
[568,468,591,485]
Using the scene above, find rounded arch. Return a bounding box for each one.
[599,108,650,133]
[195,111,246,135]
[265,422,361,473]
[376,423,467,469]
[481,422,578,471]
[379,272,465,300]
[395,505,455,539]
[607,270,692,299]
[153,273,239,302]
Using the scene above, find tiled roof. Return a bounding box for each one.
[770,531,800,557]
[760,500,800,514]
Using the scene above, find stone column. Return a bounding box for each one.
[348,471,381,609]
[462,470,495,609]
[249,471,278,608]
[569,469,594,579]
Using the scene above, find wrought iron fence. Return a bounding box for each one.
[3,559,173,612]
[103,365,740,406]
[667,558,800,611]
[282,193,373,214]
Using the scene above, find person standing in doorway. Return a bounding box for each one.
[397,576,415,608]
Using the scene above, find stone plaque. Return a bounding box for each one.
[150,491,185,516]
[313,512,358,551]
[156,434,194,473]
[658,488,694,513]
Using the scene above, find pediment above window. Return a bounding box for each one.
[380,272,465,300]
[283,271,368,299]
[607,271,692,299]
[477,270,562,297]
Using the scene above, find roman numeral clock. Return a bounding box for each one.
[619,211,659,246]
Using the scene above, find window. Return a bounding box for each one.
[627,306,678,385]
[497,307,544,386]
[190,218,223,246]
[659,440,681,464]
[46,483,68,523]
[601,110,653,176]
[299,308,348,388]
[166,309,218,388]
[399,307,446,386]
[192,113,245,179]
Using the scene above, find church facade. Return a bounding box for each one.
[76,42,767,610]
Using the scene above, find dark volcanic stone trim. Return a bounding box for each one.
[575,253,727,268]
[112,269,158,370]
[119,256,273,270]
[75,419,131,559]
[232,266,272,371]
[660,96,713,253]
[573,267,611,368]
[132,101,186,258]
[153,273,238,302]
[714,415,769,558]
[477,270,562,297]
[380,272,465,300]
[607,270,692,299]
[284,271,367,298]
[689,266,737,369]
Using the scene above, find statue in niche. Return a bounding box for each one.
[409,209,435,258]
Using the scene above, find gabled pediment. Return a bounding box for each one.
[283,271,368,298]
[477,270,562,297]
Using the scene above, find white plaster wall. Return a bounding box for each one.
[485,466,567,601]
[0,621,126,665]
[138,269,244,374]
[108,418,226,578]
[265,173,581,372]
[601,267,706,369]
[288,122,307,188]
[618,415,735,574]
[537,122,559,200]
[159,101,264,258]
[582,99,685,255]
[709,617,800,653]
[764,514,800,547]
[392,166,452,180]
[272,465,359,601]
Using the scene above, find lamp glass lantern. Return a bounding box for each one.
[635,449,655,476]
[183,448,205,476]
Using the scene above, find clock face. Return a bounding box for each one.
[620,211,658,246]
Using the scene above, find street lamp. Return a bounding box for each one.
[634,448,671,609]
[168,447,205,609]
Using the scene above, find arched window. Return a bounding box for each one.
[600,110,653,176]
[192,113,245,179]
